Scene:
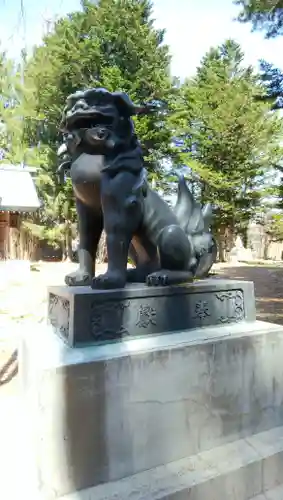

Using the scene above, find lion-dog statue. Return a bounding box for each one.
[57,88,217,289]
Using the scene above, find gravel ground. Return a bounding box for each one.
[216,264,283,325]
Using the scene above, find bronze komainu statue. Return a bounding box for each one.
[57,87,217,289]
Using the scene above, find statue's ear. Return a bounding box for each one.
[112,91,136,117]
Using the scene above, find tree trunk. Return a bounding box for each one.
[96,231,108,263]
[242,227,248,249]
[263,234,270,260]
[66,224,73,262]
[217,238,225,262]
[217,226,227,262]
[238,226,248,249]
[61,239,67,261]
[61,224,73,262]
[216,224,235,262]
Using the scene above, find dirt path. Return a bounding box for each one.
[216,264,283,325]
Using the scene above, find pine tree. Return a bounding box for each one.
[25,0,173,171]
[0,52,43,167]
[23,0,174,258]
[172,40,283,260]
[235,0,283,38]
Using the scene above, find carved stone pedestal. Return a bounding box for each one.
[48,279,256,347]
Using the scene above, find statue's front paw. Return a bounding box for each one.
[65,270,92,286]
[91,271,126,290]
[146,272,169,287]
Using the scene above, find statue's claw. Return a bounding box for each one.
[146,270,194,287]
[65,270,92,286]
[91,271,126,290]
[146,272,169,287]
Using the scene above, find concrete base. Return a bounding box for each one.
[59,426,283,500]
[20,321,283,499]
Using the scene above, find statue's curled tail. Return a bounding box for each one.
[174,173,217,277]
[174,174,212,234]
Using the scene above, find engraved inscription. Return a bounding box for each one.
[136,304,157,328]
[48,294,70,339]
[91,300,130,341]
[215,290,244,323]
[193,300,210,320]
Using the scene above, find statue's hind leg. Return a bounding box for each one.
[146,225,196,286]
[194,236,217,278]
[127,235,159,283]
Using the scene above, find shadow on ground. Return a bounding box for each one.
[216,265,283,325]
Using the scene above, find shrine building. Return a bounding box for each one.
[0,163,40,260]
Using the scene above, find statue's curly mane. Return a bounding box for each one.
[59,88,137,131]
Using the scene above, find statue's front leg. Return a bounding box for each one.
[92,171,143,289]
[65,199,103,286]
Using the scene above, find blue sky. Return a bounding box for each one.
[1,0,283,78]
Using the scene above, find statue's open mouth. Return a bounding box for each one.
[63,107,116,131]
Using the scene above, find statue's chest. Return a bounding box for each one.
[71,153,104,208]
[71,153,105,183]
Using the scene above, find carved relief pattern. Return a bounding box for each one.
[91,300,131,341]
[193,300,210,320]
[136,304,157,328]
[215,290,244,323]
[48,294,70,339]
